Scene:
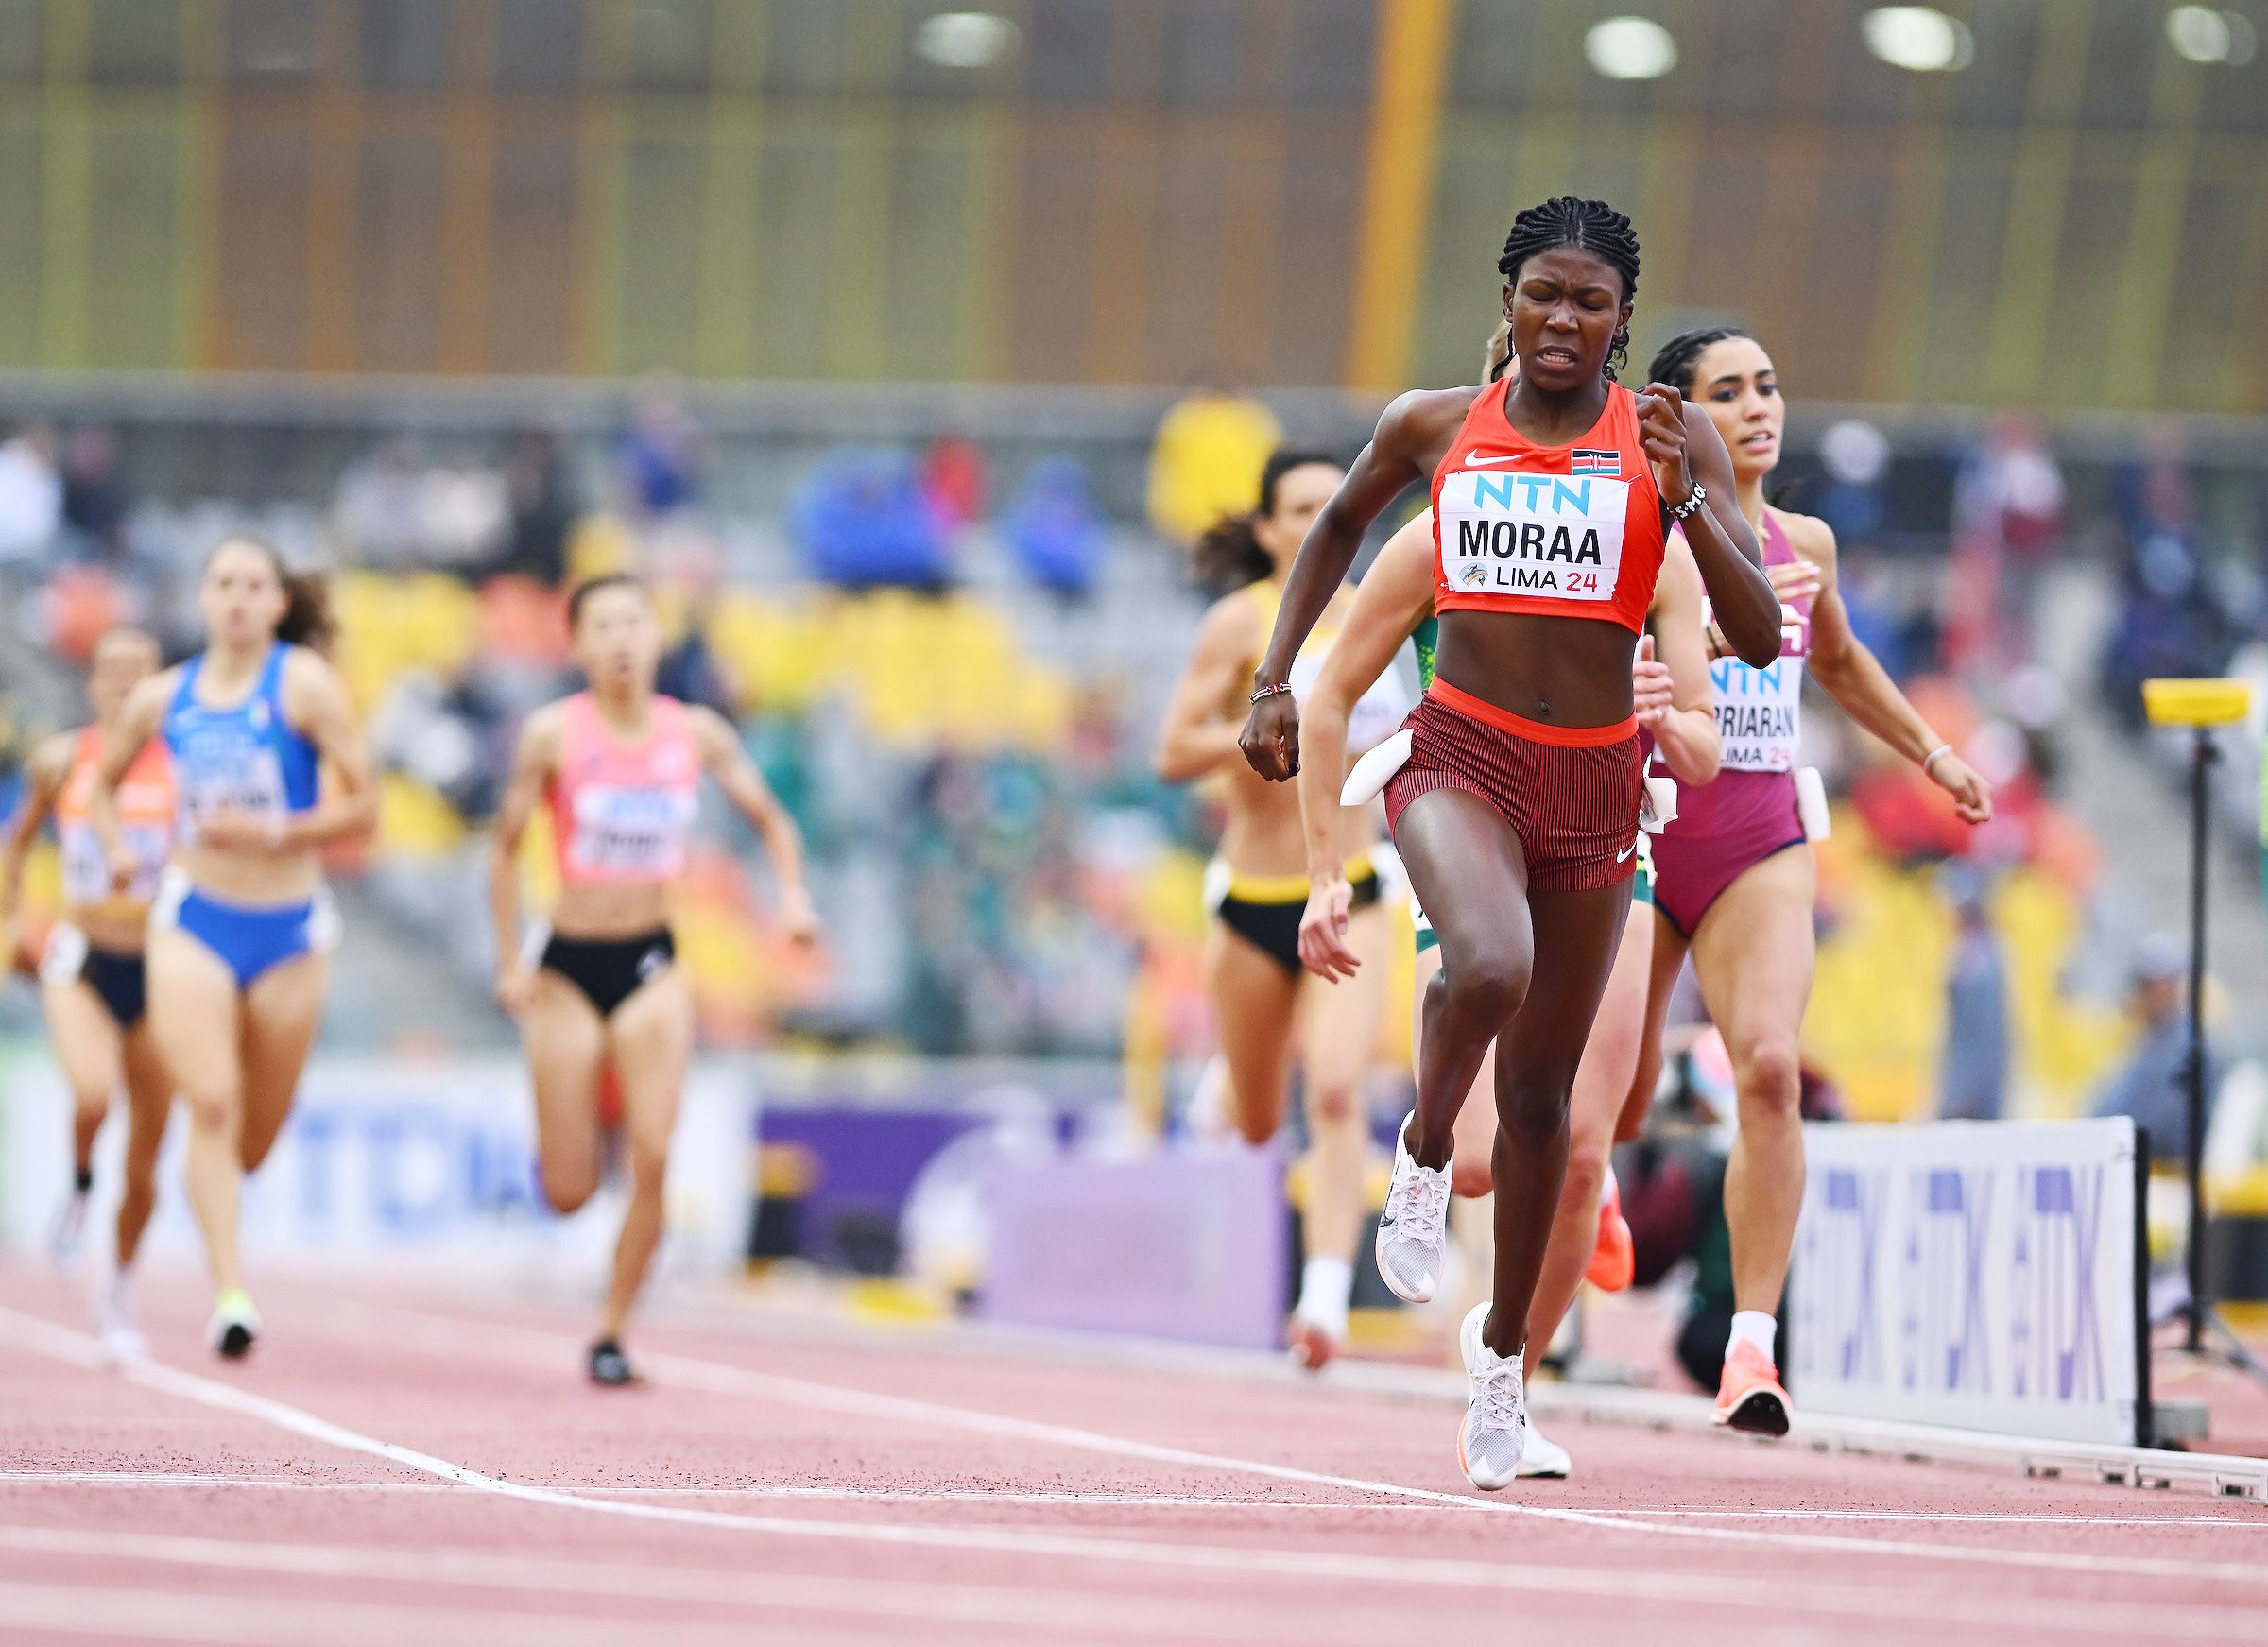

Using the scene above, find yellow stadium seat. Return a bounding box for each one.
[566,515,637,585]
[376,775,469,857]
[1992,867,2128,1117]
[334,572,479,713]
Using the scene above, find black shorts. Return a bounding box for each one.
[42,927,147,1028]
[1216,869,1381,977]
[541,928,676,1019]
[84,946,147,1028]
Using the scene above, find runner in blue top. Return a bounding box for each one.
[93,536,376,1361]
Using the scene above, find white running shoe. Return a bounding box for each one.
[1518,1421,1571,1479]
[1187,1055,1235,1143]
[1375,1111,1451,1303]
[91,1268,146,1364]
[1457,1301,1528,1491]
[207,1292,261,1361]
[48,1191,89,1274]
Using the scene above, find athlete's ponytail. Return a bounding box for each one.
[1189,448,1342,596]
[278,571,335,655]
[209,534,336,656]
[1480,317,1514,384]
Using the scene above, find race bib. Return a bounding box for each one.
[1710,651,1805,772]
[59,822,168,904]
[175,727,288,823]
[1438,469,1628,605]
[567,783,696,878]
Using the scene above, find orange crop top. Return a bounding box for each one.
[55,726,175,915]
[1431,379,1666,635]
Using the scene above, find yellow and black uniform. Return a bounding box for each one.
[1208,580,1409,975]
[1209,858,1383,977]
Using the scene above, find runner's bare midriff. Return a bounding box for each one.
[1213,760,1378,881]
[1434,608,1640,731]
[546,881,679,943]
[170,840,323,909]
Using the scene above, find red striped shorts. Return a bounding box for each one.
[1383,680,1644,893]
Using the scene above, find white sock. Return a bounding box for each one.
[1727,1310,1777,1363]
[1296,1256,1354,1336]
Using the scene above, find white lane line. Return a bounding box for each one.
[317,1297,2268,1585]
[0,1487,310,1497]
[5,1305,2258,1638]
[0,1467,1431,1510]
[1617,1507,2268,1527]
[7,1464,2261,1530]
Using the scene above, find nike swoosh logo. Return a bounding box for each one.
[1616,841,1637,863]
[1461,452,1523,468]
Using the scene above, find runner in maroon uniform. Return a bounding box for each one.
[1631,326,1993,1434]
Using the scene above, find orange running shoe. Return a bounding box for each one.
[1712,1340,1792,1436]
[1585,1165,1635,1292]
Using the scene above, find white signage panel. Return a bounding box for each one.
[1789,1119,2142,1446]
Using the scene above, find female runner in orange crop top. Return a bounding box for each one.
[1240,196,1781,1488]
[0,626,174,1355]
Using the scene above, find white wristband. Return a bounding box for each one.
[1920,743,1953,777]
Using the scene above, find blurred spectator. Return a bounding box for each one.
[617,372,704,520]
[2091,934,2220,1165]
[59,427,130,564]
[1813,418,1891,550]
[1620,1031,1819,1393]
[369,667,503,822]
[1145,376,1279,546]
[1834,548,1912,681]
[2100,423,2236,726]
[43,567,129,666]
[920,433,988,531]
[494,432,578,588]
[0,422,62,566]
[421,451,510,576]
[792,448,951,592]
[1936,865,2010,1121]
[1948,414,2064,668]
[331,441,509,576]
[649,543,738,715]
[1004,455,1108,604]
[1619,1029,1846,1391]
[333,439,427,570]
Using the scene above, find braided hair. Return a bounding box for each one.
[1647,325,1751,398]
[1493,196,1643,382]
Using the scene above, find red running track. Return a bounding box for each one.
[4,1263,2265,1646]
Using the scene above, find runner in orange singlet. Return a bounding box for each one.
[0,627,174,1355]
[1241,197,1781,1486]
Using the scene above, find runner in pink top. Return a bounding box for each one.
[1647,509,1815,938]
[549,690,701,890]
[490,574,819,1388]
[1626,327,1993,1441]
